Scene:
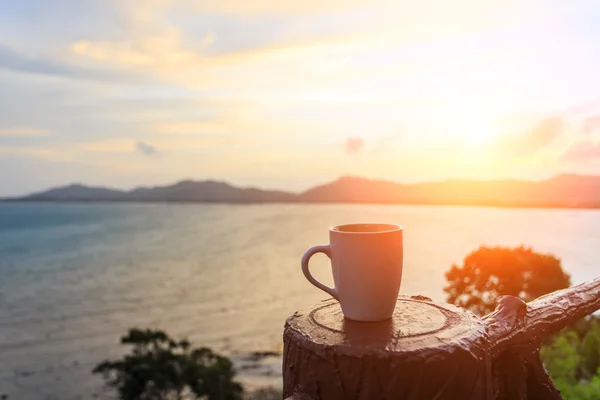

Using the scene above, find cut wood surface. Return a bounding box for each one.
[283,296,491,400]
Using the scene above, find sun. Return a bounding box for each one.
[457,119,498,149]
[428,105,500,150]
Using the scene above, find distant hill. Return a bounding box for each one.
[6,174,600,208]
[298,174,600,208]
[20,184,128,201]
[14,180,294,203]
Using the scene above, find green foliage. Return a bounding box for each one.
[541,322,600,400]
[579,319,600,378]
[571,374,600,400]
[444,245,571,316]
[541,331,581,388]
[93,328,243,400]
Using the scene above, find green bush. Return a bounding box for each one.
[93,328,243,400]
[542,323,600,400]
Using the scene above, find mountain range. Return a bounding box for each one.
[4,174,600,208]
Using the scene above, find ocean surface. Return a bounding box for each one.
[1,202,599,399]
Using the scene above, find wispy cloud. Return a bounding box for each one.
[0,43,140,83]
[0,135,248,164]
[0,44,73,76]
[136,141,158,156]
[0,146,59,159]
[177,0,365,14]
[0,127,48,136]
[69,29,209,70]
[561,141,600,162]
[67,1,216,78]
[154,121,220,135]
[496,116,564,157]
[526,116,564,149]
[583,115,600,136]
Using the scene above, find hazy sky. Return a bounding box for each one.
[2,0,600,195]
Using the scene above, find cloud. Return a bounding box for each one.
[69,29,206,69]
[0,44,74,76]
[345,137,364,154]
[524,116,563,149]
[136,141,159,156]
[155,121,219,135]
[176,0,529,19]
[177,0,363,14]
[496,116,563,157]
[583,116,600,136]
[0,138,139,163]
[0,127,48,136]
[561,141,600,162]
[0,43,139,83]
[68,9,216,73]
[0,146,62,161]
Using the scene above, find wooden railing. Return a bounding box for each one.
[283,277,600,400]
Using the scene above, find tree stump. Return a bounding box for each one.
[282,278,600,400]
[283,295,491,400]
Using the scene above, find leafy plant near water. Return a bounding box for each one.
[93,328,243,400]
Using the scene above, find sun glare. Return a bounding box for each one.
[459,120,497,149]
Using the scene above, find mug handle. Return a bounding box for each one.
[301,245,338,300]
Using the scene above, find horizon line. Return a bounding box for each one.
[5,172,596,199]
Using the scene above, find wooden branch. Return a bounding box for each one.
[483,295,528,358]
[483,277,600,400]
[525,277,600,337]
[484,277,600,355]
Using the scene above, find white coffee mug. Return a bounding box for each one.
[301,223,403,322]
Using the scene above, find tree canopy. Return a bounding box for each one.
[444,245,571,316]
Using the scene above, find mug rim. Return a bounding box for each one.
[330,223,402,234]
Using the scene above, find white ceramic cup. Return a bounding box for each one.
[301,223,403,322]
